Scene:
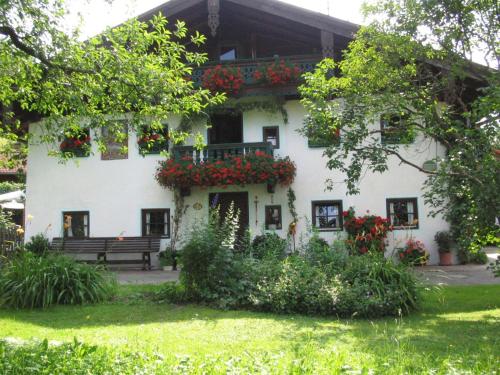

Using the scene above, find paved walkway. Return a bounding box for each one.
[115,269,180,284]
[415,264,499,286]
[114,265,499,286]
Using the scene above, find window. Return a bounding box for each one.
[60,128,91,157]
[265,205,282,230]
[263,126,280,149]
[307,128,340,148]
[63,211,89,238]
[142,209,170,237]
[312,201,343,230]
[137,124,169,155]
[380,114,414,144]
[101,121,128,160]
[386,198,419,229]
[220,45,238,61]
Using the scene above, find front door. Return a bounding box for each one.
[208,192,249,245]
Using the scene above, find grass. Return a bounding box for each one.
[0,284,499,374]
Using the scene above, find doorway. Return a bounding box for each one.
[208,112,243,144]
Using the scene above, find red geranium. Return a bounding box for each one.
[201,65,244,95]
[343,207,393,255]
[254,59,302,85]
[156,151,296,189]
[60,130,91,156]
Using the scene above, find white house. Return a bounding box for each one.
[24,0,449,265]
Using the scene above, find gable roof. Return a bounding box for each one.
[137,0,360,39]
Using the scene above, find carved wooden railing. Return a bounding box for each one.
[172,142,274,163]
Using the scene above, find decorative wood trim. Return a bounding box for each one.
[321,30,334,58]
[207,0,220,37]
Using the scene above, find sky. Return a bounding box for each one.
[69,0,367,38]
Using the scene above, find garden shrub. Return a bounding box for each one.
[180,206,253,308]
[24,233,50,256]
[251,232,287,259]
[0,252,116,308]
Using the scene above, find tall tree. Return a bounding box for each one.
[299,0,499,262]
[0,0,224,164]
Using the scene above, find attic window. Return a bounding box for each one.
[220,45,237,61]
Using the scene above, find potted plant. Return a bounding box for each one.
[397,238,429,266]
[158,248,173,271]
[435,231,453,266]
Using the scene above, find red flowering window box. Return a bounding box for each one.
[201,65,244,96]
[137,125,169,155]
[254,59,302,86]
[156,151,296,190]
[59,129,91,157]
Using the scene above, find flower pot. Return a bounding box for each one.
[267,183,275,193]
[439,251,453,266]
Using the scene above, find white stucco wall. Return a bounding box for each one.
[25,100,449,265]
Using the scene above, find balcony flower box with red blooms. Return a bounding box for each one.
[137,128,169,155]
[253,59,301,86]
[155,151,296,191]
[201,65,244,96]
[59,130,91,157]
[397,238,429,266]
[343,208,393,255]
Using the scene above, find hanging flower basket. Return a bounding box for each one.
[156,151,296,190]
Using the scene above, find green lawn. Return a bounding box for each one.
[1,285,499,374]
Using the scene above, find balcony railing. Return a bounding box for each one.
[172,142,273,163]
[192,54,321,96]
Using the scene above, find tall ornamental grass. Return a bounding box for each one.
[0,252,116,308]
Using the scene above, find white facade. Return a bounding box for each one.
[25,100,449,265]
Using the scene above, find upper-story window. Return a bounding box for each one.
[101,121,128,160]
[312,200,343,231]
[386,198,419,229]
[137,124,169,155]
[63,211,89,238]
[380,114,414,144]
[263,126,280,149]
[220,45,238,61]
[209,112,243,144]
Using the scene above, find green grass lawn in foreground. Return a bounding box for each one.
[0,285,499,374]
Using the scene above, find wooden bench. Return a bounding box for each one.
[51,237,162,270]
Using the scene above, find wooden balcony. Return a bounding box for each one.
[172,142,273,163]
[192,54,321,96]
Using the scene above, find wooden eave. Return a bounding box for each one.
[136,0,360,39]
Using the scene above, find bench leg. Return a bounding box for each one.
[147,252,152,270]
[141,252,147,271]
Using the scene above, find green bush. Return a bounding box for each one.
[0,252,116,308]
[180,206,253,308]
[0,181,24,194]
[251,232,287,259]
[24,233,50,256]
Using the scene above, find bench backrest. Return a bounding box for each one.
[51,237,162,253]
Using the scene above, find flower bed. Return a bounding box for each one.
[343,208,393,254]
[201,65,244,95]
[156,151,296,189]
[397,238,429,266]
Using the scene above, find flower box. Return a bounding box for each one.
[59,130,91,157]
[156,151,296,190]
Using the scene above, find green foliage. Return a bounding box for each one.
[0,252,116,308]
[434,231,453,253]
[0,181,24,194]
[1,1,225,163]
[179,205,253,308]
[250,232,287,259]
[488,256,500,277]
[24,233,50,256]
[299,0,499,263]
